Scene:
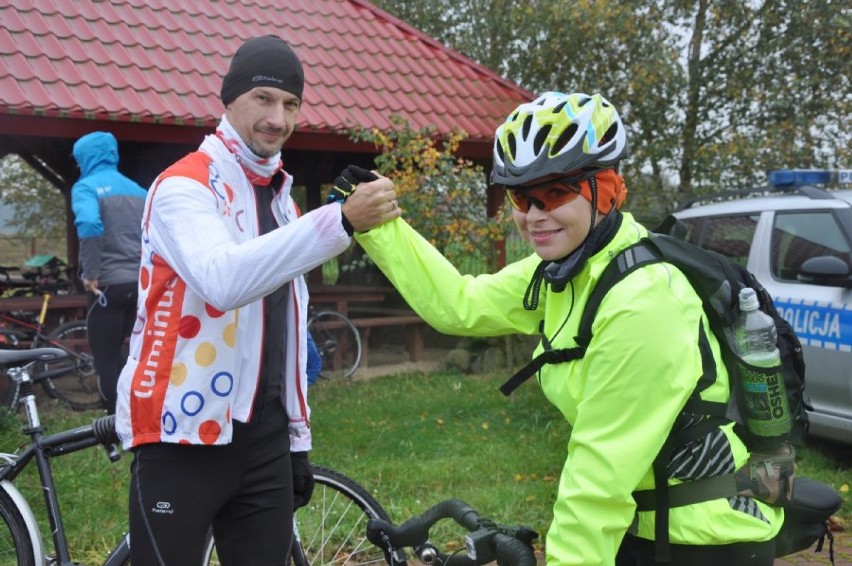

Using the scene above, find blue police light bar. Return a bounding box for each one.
[768,169,852,187]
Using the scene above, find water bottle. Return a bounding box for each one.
[733,287,792,446]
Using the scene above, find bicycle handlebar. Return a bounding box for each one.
[41,414,120,461]
[366,498,538,566]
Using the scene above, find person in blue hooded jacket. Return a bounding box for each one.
[71,131,146,414]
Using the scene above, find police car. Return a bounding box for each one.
[672,169,852,444]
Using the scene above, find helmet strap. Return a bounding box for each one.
[589,175,599,229]
[542,209,623,293]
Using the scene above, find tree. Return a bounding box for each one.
[350,116,513,272]
[0,155,67,263]
[667,0,851,201]
[372,0,850,221]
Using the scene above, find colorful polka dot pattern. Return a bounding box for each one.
[137,261,238,446]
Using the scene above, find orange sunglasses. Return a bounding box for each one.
[505,183,582,213]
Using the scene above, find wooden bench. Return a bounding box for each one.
[311,308,427,368]
[349,314,426,367]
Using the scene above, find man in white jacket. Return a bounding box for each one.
[116,35,400,565]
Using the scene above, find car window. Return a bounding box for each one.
[771,211,852,281]
[680,214,758,267]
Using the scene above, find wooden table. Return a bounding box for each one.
[308,285,390,316]
[308,285,427,368]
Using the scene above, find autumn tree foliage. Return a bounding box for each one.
[351,116,512,272]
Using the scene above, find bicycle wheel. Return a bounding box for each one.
[0,488,36,566]
[308,311,362,380]
[40,320,102,411]
[202,528,220,565]
[293,465,399,565]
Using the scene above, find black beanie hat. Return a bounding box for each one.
[220,35,304,106]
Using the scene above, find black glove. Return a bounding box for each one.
[291,451,315,509]
[326,165,379,204]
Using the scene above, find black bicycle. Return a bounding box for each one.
[0,291,99,412]
[308,305,362,380]
[366,498,539,566]
[0,348,390,565]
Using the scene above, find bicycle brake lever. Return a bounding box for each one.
[104,443,121,463]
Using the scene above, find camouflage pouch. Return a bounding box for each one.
[735,442,796,505]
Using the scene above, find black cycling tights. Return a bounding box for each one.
[85,282,136,414]
[617,534,776,565]
[129,403,294,565]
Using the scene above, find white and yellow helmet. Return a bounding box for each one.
[492,92,628,186]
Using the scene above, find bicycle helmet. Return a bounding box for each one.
[491,92,628,187]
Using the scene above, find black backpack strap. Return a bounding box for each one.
[500,347,585,396]
[642,417,732,563]
[633,473,739,511]
[502,240,662,397]
[680,323,728,419]
[575,241,661,347]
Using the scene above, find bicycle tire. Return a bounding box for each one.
[0,487,36,566]
[293,465,399,565]
[201,528,220,566]
[308,311,362,380]
[202,466,392,566]
[40,320,102,411]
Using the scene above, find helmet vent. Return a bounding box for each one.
[495,141,506,163]
[522,114,533,140]
[508,133,517,160]
[578,96,592,107]
[551,123,577,155]
[599,122,618,146]
[509,110,520,122]
[552,101,567,114]
[533,125,551,155]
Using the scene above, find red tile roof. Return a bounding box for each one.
[0,0,533,155]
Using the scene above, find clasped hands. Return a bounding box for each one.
[331,165,401,233]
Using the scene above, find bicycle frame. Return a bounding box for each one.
[0,295,54,347]
[0,358,122,566]
[1,294,60,358]
[0,349,386,565]
[1,305,93,383]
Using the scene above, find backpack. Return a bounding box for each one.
[501,223,841,563]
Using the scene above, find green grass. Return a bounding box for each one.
[0,397,131,562]
[308,370,570,550]
[0,372,849,562]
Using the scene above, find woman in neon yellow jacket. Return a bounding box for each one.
[354,92,782,565]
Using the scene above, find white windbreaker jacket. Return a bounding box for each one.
[115,133,351,452]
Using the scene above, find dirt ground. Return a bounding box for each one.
[351,345,450,381]
[774,530,851,566]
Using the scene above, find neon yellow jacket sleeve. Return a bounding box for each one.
[356,217,543,336]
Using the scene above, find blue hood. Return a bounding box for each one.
[72,131,119,176]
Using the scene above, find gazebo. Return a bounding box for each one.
[0,0,533,265]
